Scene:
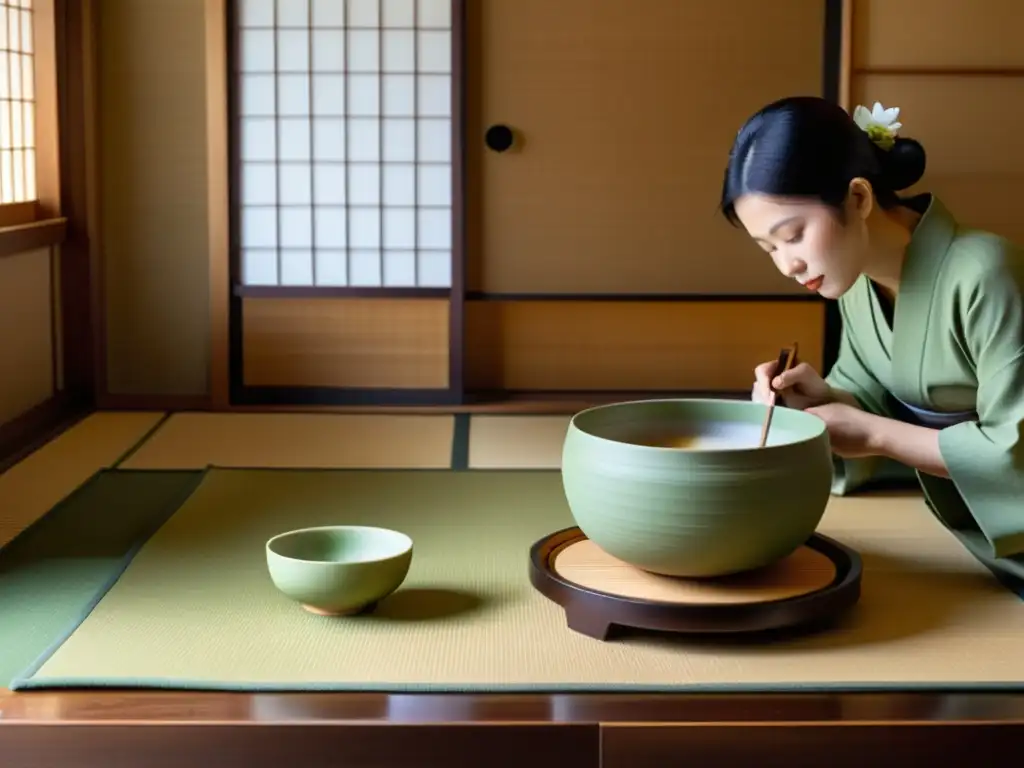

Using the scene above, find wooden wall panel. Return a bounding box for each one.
[850,1,1024,246]
[853,75,1024,243]
[911,175,1024,249]
[242,298,450,389]
[51,245,64,392]
[853,76,1024,176]
[0,248,55,424]
[852,0,1024,69]
[467,0,823,295]
[465,300,824,392]
[97,0,210,397]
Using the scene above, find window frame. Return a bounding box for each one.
[0,0,65,256]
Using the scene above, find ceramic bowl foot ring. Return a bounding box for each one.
[301,600,380,618]
[529,527,863,641]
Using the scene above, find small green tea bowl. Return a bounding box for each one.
[561,398,833,578]
[266,525,413,616]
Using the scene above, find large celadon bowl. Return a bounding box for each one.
[561,398,833,578]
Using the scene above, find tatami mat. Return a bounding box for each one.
[119,412,455,470]
[0,411,165,549]
[14,470,1024,692]
[0,469,203,688]
[467,415,570,469]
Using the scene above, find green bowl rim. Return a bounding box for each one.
[265,524,414,566]
[567,397,827,454]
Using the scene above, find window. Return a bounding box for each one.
[234,0,454,289]
[0,1,35,205]
[0,0,57,229]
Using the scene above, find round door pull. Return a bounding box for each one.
[485,124,515,153]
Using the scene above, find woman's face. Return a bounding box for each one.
[731,193,866,299]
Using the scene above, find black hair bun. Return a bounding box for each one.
[879,137,926,191]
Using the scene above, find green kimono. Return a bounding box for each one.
[825,194,1024,579]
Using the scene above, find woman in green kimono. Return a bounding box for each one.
[720,96,1024,578]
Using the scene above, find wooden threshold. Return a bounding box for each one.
[0,690,1022,767]
[93,390,750,415]
[95,394,212,412]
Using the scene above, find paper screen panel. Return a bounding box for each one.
[236,0,453,288]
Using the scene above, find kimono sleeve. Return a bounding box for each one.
[824,300,904,496]
[937,250,1024,559]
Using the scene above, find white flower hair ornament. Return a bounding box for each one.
[853,102,902,151]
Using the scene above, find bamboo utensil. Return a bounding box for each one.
[758,342,799,448]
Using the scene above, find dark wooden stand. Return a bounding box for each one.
[529,527,863,640]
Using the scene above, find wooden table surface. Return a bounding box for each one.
[2,689,1024,767]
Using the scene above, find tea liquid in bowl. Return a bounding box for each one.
[625,422,766,450]
[596,417,802,452]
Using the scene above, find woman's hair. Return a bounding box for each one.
[720,96,926,226]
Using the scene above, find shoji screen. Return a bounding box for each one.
[236,0,453,289]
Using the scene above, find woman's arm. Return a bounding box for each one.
[868,415,950,478]
[829,386,868,411]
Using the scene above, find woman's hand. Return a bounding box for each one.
[751,359,834,411]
